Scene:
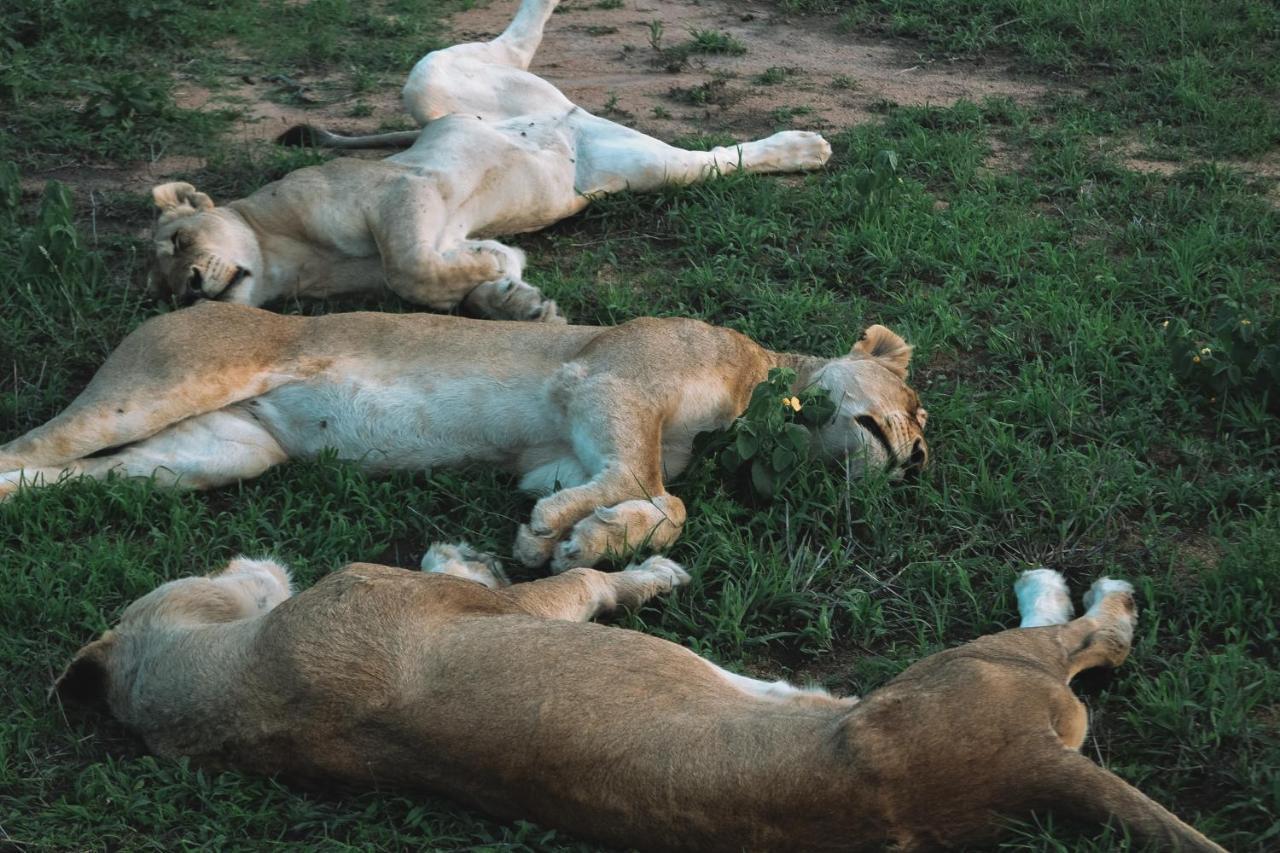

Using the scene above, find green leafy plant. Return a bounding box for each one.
[79,73,173,132]
[850,148,900,213]
[667,79,737,107]
[686,29,747,56]
[0,161,19,226]
[647,19,664,51]
[17,179,102,284]
[755,66,795,85]
[706,367,837,499]
[1166,299,1279,414]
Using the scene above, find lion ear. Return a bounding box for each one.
[852,325,913,379]
[151,182,214,215]
[51,632,117,708]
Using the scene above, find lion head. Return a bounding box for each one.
[52,558,292,711]
[812,325,929,479]
[149,182,263,305]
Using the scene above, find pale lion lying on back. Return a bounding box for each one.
[148,0,831,319]
[0,305,927,569]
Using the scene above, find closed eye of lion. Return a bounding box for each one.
[0,304,927,570]
[147,0,832,321]
[54,553,1223,852]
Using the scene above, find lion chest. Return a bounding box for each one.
[660,377,740,479]
[247,375,562,473]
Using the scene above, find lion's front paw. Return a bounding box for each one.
[497,279,565,324]
[624,555,691,591]
[552,532,601,571]
[514,523,559,568]
[549,499,683,574]
[422,542,510,588]
[466,277,568,324]
[528,298,567,324]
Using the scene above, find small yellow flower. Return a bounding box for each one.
[1200,347,1212,356]
[1192,355,1201,363]
[1241,319,1251,326]
[1162,320,1169,328]
[783,396,802,412]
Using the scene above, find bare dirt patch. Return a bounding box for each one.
[1118,140,1280,179]
[170,75,407,144]
[455,0,1054,140]
[18,0,1059,208]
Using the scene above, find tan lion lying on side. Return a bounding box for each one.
[0,304,927,570]
[147,0,831,320]
[54,551,1223,851]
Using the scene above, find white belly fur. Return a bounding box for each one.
[241,365,737,489]
[247,375,568,476]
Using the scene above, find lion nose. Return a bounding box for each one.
[175,267,205,306]
[905,438,927,472]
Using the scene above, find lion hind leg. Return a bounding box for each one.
[491,0,560,69]
[571,114,833,196]
[1,306,308,473]
[0,364,299,474]
[0,409,287,501]
[402,0,567,124]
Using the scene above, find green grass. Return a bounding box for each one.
[2,1,1279,851]
[782,0,1280,158]
[0,0,466,167]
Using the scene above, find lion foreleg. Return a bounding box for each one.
[549,495,687,573]
[514,396,673,568]
[501,557,690,622]
[462,276,564,323]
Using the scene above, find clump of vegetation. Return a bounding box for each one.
[770,105,816,126]
[704,367,837,498]
[649,25,747,71]
[1166,299,1279,415]
[78,73,175,133]
[16,180,103,285]
[776,0,1280,157]
[687,29,747,56]
[843,148,900,216]
[667,79,738,107]
[756,66,797,85]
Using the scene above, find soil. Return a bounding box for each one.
[19,1,1277,213]
[450,0,1053,140]
[20,0,1055,201]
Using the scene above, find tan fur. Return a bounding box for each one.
[146,0,832,320]
[55,558,1223,852]
[0,303,927,569]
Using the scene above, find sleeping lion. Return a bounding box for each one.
[0,305,927,570]
[148,0,832,320]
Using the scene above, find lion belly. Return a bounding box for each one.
[246,375,566,475]
[389,112,588,236]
